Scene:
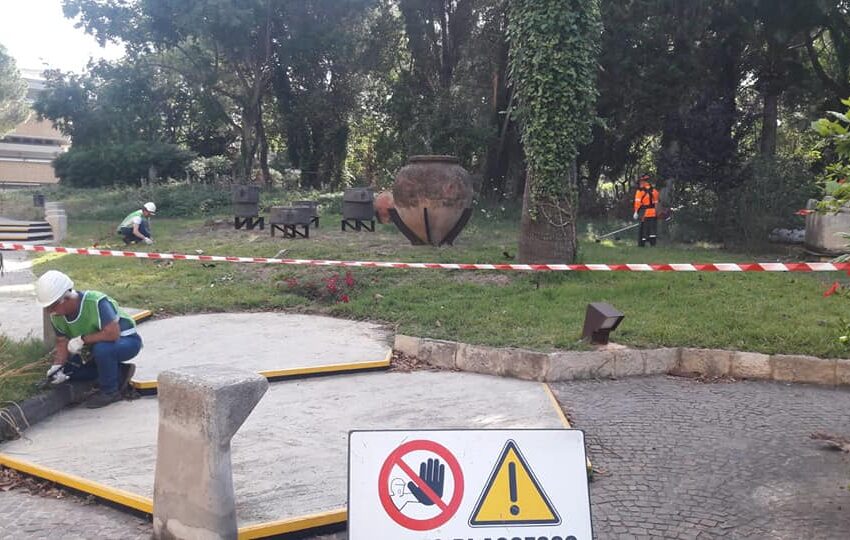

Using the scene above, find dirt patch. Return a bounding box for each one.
[389,351,445,372]
[451,272,513,286]
[0,465,89,502]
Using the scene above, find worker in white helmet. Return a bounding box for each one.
[117,202,156,245]
[36,270,143,409]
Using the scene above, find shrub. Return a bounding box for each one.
[53,142,196,187]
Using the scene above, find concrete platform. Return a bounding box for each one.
[129,313,393,388]
[0,371,565,531]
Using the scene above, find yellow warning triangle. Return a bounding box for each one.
[469,440,561,526]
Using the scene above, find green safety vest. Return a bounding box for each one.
[117,210,147,232]
[50,291,136,338]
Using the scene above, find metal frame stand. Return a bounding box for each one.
[271,223,309,238]
[234,216,265,231]
[341,219,375,232]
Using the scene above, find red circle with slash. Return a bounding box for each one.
[378,439,465,531]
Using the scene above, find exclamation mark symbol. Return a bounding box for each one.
[509,462,520,516]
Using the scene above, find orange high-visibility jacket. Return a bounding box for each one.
[633,183,659,219]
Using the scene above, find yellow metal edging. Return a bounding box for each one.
[0,453,153,514]
[237,508,347,539]
[543,383,593,476]
[131,349,392,392]
[131,310,153,323]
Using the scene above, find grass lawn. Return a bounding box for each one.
[0,338,49,406]
[24,210,850,359]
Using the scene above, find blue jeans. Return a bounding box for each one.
[119,220,151,244]
[67,334,143,393]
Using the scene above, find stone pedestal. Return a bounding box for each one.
[153,365,268,540]
[804,201,850,255]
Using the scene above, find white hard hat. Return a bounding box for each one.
[36,270,74,307]
[143,202,157,214]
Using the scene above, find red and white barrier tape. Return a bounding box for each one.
[2,242,848,273]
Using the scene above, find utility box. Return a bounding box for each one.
[343,188,375,221]
[232,185,260,217]
[270,206,312,225]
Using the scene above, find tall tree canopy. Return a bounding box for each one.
[0,43,29,136]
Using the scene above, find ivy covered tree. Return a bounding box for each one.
[507,0,602,263]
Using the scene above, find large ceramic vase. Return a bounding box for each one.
[391,155,474,246]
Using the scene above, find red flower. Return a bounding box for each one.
[824,282,841,297]
[344,271,355,288]
[339,294,350,303]
[795,209,814,216]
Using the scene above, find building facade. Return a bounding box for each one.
[0,69,69,187]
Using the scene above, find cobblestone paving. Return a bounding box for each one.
[551,376,850,540]
[3,376,850,539]
[0,489,150,539]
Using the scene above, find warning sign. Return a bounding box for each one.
[469,440,560,526]
[377,439,465,531]
[349,430,592,539]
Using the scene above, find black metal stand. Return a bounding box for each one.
[311,216,320,228]
[341,219,375,232]
[271,223,309,238]
[235,216,265,230]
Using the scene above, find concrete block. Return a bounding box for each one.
[546,350,616,382]
[613,349,644,378]
[419,339,458,370]
[731,352,771,380]
[153,365,268,540]
[643,348,680,375]
[393,334,421,358]
[771,355,836,386]
[501,349,550,381]
[456,343,504,376]
[677,348,732,377]
[837,359,850,387]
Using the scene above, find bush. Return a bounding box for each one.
[54,142,196,187]
[721,157,820,248]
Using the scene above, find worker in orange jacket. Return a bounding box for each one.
[633,174,660,247]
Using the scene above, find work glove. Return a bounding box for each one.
[46,364,69,385]
[67,336,85,355]
[144,237,154,245]
[633,212,639,221]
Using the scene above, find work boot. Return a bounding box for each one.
[118,363,136,394]
[85,391,121,409]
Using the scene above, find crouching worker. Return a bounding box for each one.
[36,270,142,409]
[117,202,156,245]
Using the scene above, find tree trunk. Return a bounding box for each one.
[760,89,778,157]
[257,102,271,187]
[517,165,578,264]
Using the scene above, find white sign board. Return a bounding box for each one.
[348,429,592,540]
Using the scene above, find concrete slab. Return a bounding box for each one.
[0,371,564,528]
[130,313,393,385]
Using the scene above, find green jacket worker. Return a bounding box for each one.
[36,270,143,409]
[117,202,156,245]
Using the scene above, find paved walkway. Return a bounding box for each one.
[552,376,850,540]
[3,376,850,539]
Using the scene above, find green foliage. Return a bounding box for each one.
[723,157,820,248]
[507,0,601,202]
[0,337,48,405]
[53,142,195,187]
[811,97,850,211]
[0,43,29,136]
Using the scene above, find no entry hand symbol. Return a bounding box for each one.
[378,440,464,531]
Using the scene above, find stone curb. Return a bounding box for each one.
[0,382,94,442]
[394,335,850,388]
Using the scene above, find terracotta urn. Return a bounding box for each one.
[374,191,395,224]
[391,155,474,246]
